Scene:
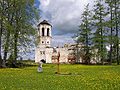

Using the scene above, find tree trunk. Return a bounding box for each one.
[3,30,10,67]
[0,6,3,67]
[109,4,113,65]
[3,1,14,67]
[115,0,119,65]
[12,0,18,66]
[100,5,104,65]
[0,21,2,67]
[13,18,19,66]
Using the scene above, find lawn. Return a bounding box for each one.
[0,64,120,90]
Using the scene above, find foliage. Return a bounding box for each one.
[75,0,120,65]
[0,0,40,67]
[92,0,108,64]
[76,4,93,64]
[105,0,120,65]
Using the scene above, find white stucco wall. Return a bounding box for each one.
[45,48,53,63]
[35,47,70,63]
[55,48,69,63]
[35,48,46,63]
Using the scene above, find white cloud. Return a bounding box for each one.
[39,0,94,34]
[40,0,50,7]
[52,35,75,47]
[38,0,94,45]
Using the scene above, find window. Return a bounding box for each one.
[40,51,45,55]
[47,28,49,36]
[40,51,42,54]
[47,41,49,44]
[42,28,44,36]
[43,51,45,54]
[42,41,44,43]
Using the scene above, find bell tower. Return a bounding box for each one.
[35,20,52,63]
[37,20,52,48]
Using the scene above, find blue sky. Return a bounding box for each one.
[34,0,94,47]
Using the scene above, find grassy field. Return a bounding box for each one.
[0,64,120,90]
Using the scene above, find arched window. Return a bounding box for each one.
[47,28,49,36]
[42,28,44,36]
[43,51,45,54]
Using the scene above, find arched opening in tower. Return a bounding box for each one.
[47,28,49,36]
[42,28,44,36]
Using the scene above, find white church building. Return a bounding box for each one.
[35,20,78,63]
[35,20,99,64]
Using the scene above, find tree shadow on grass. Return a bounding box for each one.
[55,72,83,76]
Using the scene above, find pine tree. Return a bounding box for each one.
[114,0,120,65]
[105,0,120,65]
[77,4,92,64]
[105,0,115,64]
[92,0,107,64]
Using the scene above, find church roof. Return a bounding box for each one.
[38,20,52,27]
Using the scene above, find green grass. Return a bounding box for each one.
[0,64,120,90]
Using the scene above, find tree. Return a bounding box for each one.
[0,0,6,67]
[0,0,39,67]
[11,0,39,67]
[114,0,120,65]
[105,0,120,65]
[77,4,92,64]
[105,0,115,64]
[0,0,3,67]
[92,0,107,64]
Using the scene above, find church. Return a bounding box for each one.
[35,20,99,64]
[35,20,79,63]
